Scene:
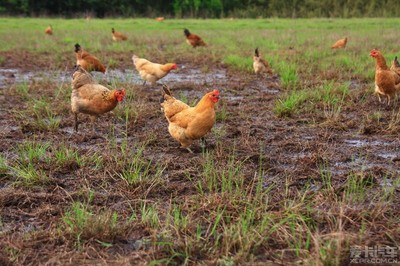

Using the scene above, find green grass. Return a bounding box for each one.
[62,201,121,248]
[16,141,50,163]
[14,97,62,131]
[10,162,49,186]
[118,144,165,186]
[223,55,253,72]
[50,144,85,168]
[274,81,350,117]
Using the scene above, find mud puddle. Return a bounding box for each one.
[0,65,228,88]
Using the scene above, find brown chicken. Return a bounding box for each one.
[253,48,273,75]
[45,25,53,35]
[184,28,207,48]
[390,56,400,76]
[160,85,220,153]
[75,43,106,73]
[71,66,125,132]
[331,37,347,49]
[112,28,127,41]
[370,49,400,105]
[132,55,177,86]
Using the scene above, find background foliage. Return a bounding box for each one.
[1,0,399,18]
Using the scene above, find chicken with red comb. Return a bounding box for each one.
[160,85,220,153]
[370,49,400,105]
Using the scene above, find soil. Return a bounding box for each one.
[0,51,399,265]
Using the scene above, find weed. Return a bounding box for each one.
[62,201,121,246]
[274,90,307,117]
[14,97,61,131]
[10,162,48,186]
[16,141,49,164]
[50,144,84,168]
[107,58,119,69]
[140,202,160,228]
[0,154,7,175]
[14,82,29,98]
[386,108,400,132]
[216,99,228,122]
[223,55,253,73]
[117,144,165,186]
[276,61,298,89]
[342,172,373,203]
[169,204,189,231]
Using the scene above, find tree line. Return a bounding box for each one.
[1,0,399,18]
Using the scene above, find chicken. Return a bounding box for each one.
[112,28,127,41]
[331,37,347,49]
[132,55,177,86]
[184,28,207,48]
[74,43,106,73]
[253,48,273,75]
[155,17,165,21]
[45,25,53,35]
[370,49,400,105]
[71,66,125,132]
[390,56,400,76]
[160,85,220,153]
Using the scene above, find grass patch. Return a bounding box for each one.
[274,81,349,117]
[14,97,61,131]
[62,201,122,248]
[223,55,253,72]
[10,162,49,186]
[117,144,165,186]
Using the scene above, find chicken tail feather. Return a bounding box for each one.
[255,47,259,57]
[75,43,81,53]
[162,84,172,97]
[160,84,172,104]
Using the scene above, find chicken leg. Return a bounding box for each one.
[200,137,207,148]
[74,113,79,132]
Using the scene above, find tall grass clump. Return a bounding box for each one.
[118,144,165,186]
[223,55,253,72]
[62,193,125,248]
[274,81,349,118]
[10,162,49,186]
[274,90,308,117]
[14,97,61,131]
[48,144,88,169]
[16,141,49,164]
[275,61,298,89]
[9,141,50,186]
[200,149,246,194]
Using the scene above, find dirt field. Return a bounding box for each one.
[1,48,399,265]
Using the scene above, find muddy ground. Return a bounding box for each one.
[0,51,399,265]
